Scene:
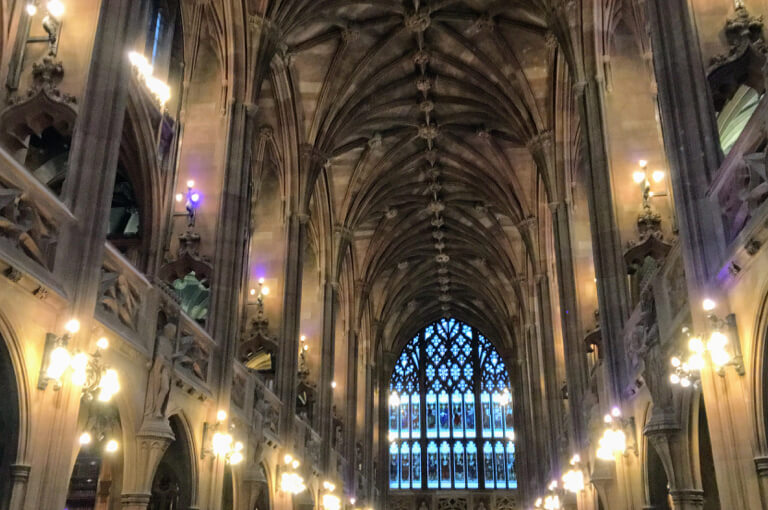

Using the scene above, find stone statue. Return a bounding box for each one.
[145,355,171,418]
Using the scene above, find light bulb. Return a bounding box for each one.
[105,439,119,453]
[212,432,233,456]
[688,336,705,354]
[234,441,244,452]
[632,170,647,184]
[70,353,89,386]
[175,193,184,202]
[47,345,71,381]
[303,344,309,351]
[190,192,200,204]
[65,319,81,334]
[96,337,109,350]
[261,286,270,295]
[250,288,256,296]
[322,494,341,510]
[284,454,293,464]
[638,159,648,168]
[292,460,300,469]
[46,0,64,19]
[186,180,195,188]
[688,353,705,371]
[669,373,680,384]
[671,356,681,367]
[229,451,243,465]
[680,377,691,387]
[258,277,265,284]
[97,369,120,402]
[702,298,717,311]
[603,414,612,424]
[652,170,665,183]
[331,381,337,389]
[217,410,227,422]
[300,335,306,342]
[570,454,581,465]
[79,432,92,445]
[611,406,621,417]
[26,3,37,16]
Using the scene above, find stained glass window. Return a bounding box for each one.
[388,318,516,490]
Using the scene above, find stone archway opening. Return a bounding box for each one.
[149,415,194,510]
[0,336,20,510]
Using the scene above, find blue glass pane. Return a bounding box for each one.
[389,402,398,438]
[464,392,476,438]
[427,442,439,489]
[483,441,495,489]
[467,442,479,489]
[492,396,504,438]
[505,402,514,432]
[438,392,450,438]
[439,441,451,488]
[452,392,464,438]
[400,442,411,489]
[453,442,466,489]
[389,443,399,489]
[400,399,410,438]
[411,394,421,439]
[413,442,422,488]
[426,392,437,438]
[481,392,492,437]
[495,441,507,489]
[506,442,517,489]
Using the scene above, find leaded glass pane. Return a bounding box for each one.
[413,442,422,488]
[400,442,411,488]
[427,441,439,489]
[411,394,421,439]
[439,441,451,488]
[452,391,464,438]
[483,441,495,489]
[426,392,437,438]
[454,442,466,489]
[467,442,479,489]
[390,443,399,489]
[495,441,507,488]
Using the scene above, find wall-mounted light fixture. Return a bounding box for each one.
[561,454,585,494]
[39,322,121,404]
[321,480,341,510]
[670,299,744,387]
[279,454,306,494]
[596,407,635,461]
[174,179,202,227]
[203,410,243,465]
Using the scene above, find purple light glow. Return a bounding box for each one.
[190,192,201,205]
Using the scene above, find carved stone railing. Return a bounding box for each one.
[251,374,282,448]
[0,144,74,294]
[173,309,216,395]
[710,94,768,244]
[96,243,154,350]
[622,244,689,401]
[295,417,321,475]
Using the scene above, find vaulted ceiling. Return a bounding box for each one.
[254,0,557,351]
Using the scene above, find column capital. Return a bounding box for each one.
[669,489,704,505]
[9,464,30,483]
[755,455,768,477]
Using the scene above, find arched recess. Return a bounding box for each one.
[751,287,768,454]
[694,396,721,510]
[65,401,124,510]
[253,463,271,510]
[149,414,195,510]
[0,331,20,509]
[645,436,672,509]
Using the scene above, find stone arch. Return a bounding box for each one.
[0,314,28,510]
[148,412,197,509]
[751,286,768,454]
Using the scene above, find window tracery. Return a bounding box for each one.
[389,319,517,491]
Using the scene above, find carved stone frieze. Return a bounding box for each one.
[0,183,56,270]
[99,264,142,330]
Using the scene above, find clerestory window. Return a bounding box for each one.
[388,318,517,491]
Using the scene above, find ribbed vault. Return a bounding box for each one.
[255,0,553,355]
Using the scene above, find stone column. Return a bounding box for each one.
[120,418,175,510]
[8,464,31,510]
[318,280,337,470]
[573,76,631,401]
[362,357,375,498]
[277,212,308,441]
[534,272,564,474]
[754,456,768,506]
[669,490,704,510]
[645,0,726,288]
[377,352,395,508]
[344,329,360,487]
[32,2,148,509]
[645,1,763,507]
[529,131,588,447]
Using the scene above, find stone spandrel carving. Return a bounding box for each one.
[0,183,56,270]
[628,290,673,410]
[99,266,142,330]
[438,497,468,510]
[173,333,209,383]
